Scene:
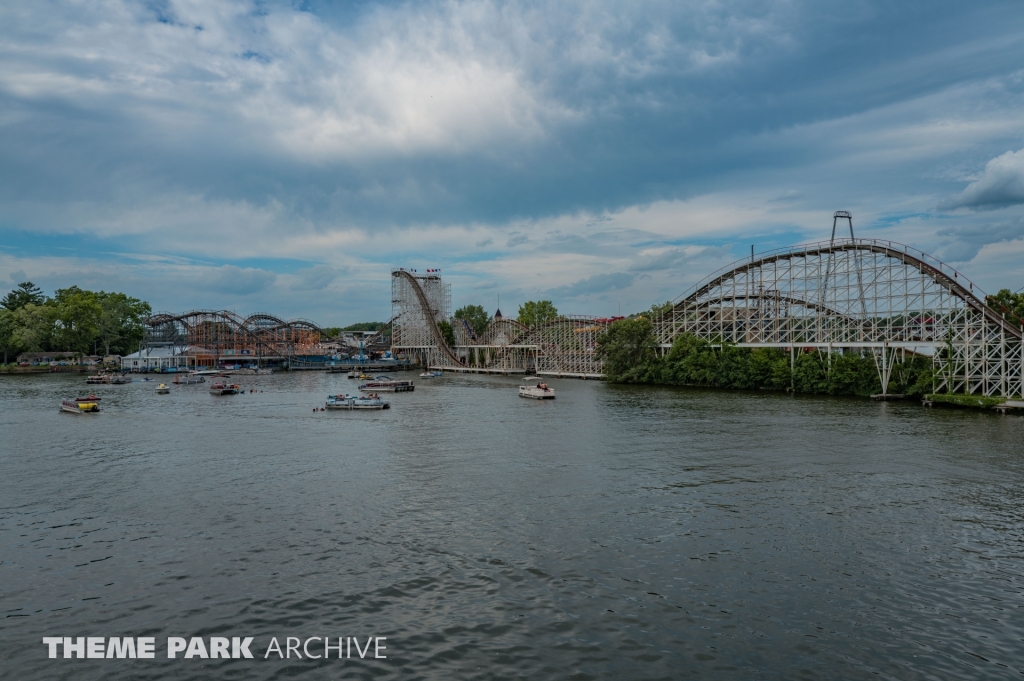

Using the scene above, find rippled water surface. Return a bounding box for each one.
[2,372,1023,680]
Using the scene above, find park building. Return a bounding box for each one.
[120,345,192,372]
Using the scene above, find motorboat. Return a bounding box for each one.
[358,376,414,392]
[86,373,110,385]
[108,374,132,385]
[156,383,170,394]
[519,378,555,400]
[61,395,101,414]
[325,393,390,410]
[173,373,205,384]
[418,370,442,378]
[209,382,240,395]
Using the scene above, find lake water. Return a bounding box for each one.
[1,371,1023,679]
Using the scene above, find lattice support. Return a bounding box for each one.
[657,239,1023,398]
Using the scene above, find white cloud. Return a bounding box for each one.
[940,148,1024,210]
[291,264,342,291]
[199,265,276,295]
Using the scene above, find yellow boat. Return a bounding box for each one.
[156,383,170,394]
[61,395,102,414]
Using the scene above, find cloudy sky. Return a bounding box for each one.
[2,0,1023,324]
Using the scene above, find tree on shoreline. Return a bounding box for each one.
[454,304,491,336]
[987,289,1024,327]
[437,320,455,347]
[595,317,658,382]
[1,282,45,311]
[598,322,935,398]
[517,300,558,328]
[0,283,150,361]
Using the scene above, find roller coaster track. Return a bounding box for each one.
[392,270,463,365]
[656,238,1022,397]
[669,240,1021,338]
[147,310,323,335]
[144,309,323,357]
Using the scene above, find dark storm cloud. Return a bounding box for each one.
[3,0,1023,232]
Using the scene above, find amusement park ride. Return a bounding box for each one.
[142,213,1023,398]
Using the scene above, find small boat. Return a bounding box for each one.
[347,370,357,379]
[156,383,170,394]
[209,382,240,395]
[108,374,131,385]
[358,376,414,392]
[519,378,555,400]
[325,393,390,410]
[173,373,205,384]
[418,370,442,378]
[61,395,102,414]
[86,373,110,385]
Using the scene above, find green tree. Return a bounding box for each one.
[2,282,46,311]
[517,300,558,328]
[453,304,491,336]
[437,320,455,348]
[96,292,152,355]
[643,300,674,319]
[792,351,828,394]
[826,352,880,396]
[987,289,1024,328]
[748,347,790,391]
[52,287,102,355]
[11,303,56,352]
[596,317,659,382]
[0,308,20,364]
[343,322,385,332]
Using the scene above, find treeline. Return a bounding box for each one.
[437,301,559,347]
[0,282,151,363]
[596,317,934,397]
[321,322,388,337]
[986,289,1024,326]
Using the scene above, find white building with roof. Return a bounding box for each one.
[120,345,191,371]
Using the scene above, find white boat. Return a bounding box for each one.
[61,395,102,414]
[419,370,442,378]
[325,394,390,410]
[173,373,205,384]
[519,378,555,400]
[155,383,170,394]
[359,376,414,392]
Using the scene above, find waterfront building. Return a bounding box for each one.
[120,345,191,371]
